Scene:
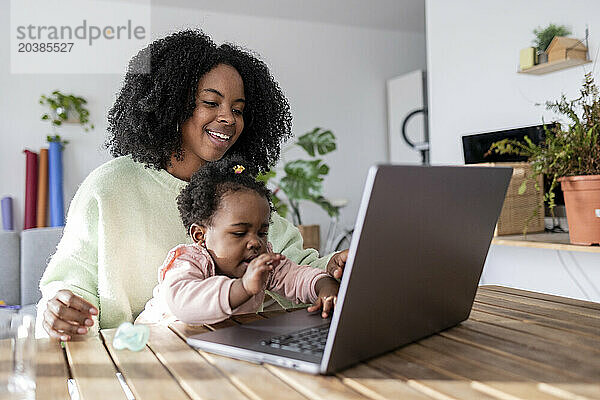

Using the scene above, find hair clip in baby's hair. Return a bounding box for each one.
[233,165,245,174]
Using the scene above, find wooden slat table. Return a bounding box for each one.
[4,285,600,400]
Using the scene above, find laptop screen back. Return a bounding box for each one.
[321,165,511,373]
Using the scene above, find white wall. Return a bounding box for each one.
[482,245,600,302]
[426,0,600,164]
[0,3,124,232]
[1,3,426,242]
[425,0,600,300]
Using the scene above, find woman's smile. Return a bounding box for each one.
[205,128,234,147]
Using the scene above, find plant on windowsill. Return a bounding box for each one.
[487,72,600,245]
[258,127,340,250]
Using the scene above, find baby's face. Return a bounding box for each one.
[201,190,270,278]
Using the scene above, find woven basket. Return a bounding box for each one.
[480,162,545,235]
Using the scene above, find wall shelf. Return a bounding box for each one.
[492,232,600,253]
[518,58,592,75]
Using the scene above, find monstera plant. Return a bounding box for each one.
[258,127,340,226]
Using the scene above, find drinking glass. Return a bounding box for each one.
[0,309,36,400]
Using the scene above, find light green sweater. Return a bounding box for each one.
[37,156,332,336]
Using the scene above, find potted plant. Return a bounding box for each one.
[39,90,94,226]
[258,127,340,250]
[40,90,94,143]
[488,72,600,245]
[533,23,571,64]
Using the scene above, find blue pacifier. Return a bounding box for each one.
[112,322,150,352]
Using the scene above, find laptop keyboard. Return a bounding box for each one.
[260,323,330,355]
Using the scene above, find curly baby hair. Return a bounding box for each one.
[105,29,292,172]
[177,157,273,230]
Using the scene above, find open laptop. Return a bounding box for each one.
[187,164,512,374]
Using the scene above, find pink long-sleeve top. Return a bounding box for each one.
[137,243,329,325]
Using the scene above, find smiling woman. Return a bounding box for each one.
[36,29,348,340]
[105,31,292,174]
[169,64,246,180]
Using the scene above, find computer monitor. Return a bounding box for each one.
[461,124,555,164]
[461,123,563,208]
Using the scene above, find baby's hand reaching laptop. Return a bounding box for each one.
[326,249,348,279]
[242,253,284,295]
[308,277,340,318]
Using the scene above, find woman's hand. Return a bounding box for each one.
[241,253,284,296]
[43,289,98,341]
[326,249,349,279]
[308,277,340,318]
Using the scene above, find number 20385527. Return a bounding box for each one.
[18,42,74,52]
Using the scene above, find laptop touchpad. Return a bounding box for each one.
[242,311,329,333]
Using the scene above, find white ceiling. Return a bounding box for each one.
[150,0,425,32]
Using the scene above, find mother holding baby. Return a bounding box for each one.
[37,29,348,340]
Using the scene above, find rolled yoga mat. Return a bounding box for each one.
[37,148,48,227]
[1,197,13,231]
[48,141,65,227]
[23,149,38,230]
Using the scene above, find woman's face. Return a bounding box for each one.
[176,64,246,178]
[193,190,270,278]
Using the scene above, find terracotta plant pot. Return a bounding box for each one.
[297,224,320,251]
[558,175,600,245]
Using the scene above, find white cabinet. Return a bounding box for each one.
[386,70,428,164]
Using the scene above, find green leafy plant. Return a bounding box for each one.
[46,134,69,150]
[533,23,571,52]
[487,73,600,218]
[40,90,94,132]
[257,127,340,225]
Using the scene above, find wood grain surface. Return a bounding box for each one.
[43,285,600,399]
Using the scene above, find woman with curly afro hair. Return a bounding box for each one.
[37,29,348,340]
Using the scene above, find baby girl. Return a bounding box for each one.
[137,157,339,325]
